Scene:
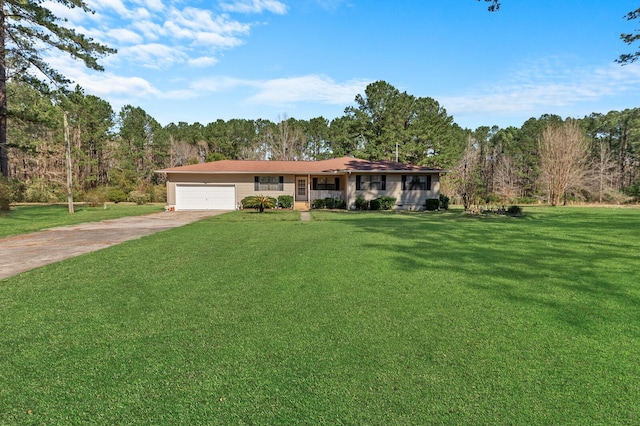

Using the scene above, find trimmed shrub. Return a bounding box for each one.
[325,197,336,209]
[379,196,396,210]
[355,196,368,210]
[439,194,450,210]
[369,198,382,210]
[425,198,440,211]
[311,199,325,209]
[334,198,346,209]
[277,195,293,209]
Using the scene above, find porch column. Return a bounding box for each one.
[345,171,351,209]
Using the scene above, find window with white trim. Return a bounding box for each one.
[313,177,340,190]
[402,175,431,191]
[356,175,386,191]
[254,176,284,191]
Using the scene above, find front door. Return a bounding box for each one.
[296,177,307,201]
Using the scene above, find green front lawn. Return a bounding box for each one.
[1,207,639,424]
[0,203,164,238]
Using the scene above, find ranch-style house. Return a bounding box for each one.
[156,156,447,211]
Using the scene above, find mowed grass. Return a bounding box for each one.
[1,207,639,424]
[0,204,164,238]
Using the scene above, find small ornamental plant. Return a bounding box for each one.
[242,195,277,212]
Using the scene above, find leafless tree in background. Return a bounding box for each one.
[268,115,306,161]
[538,120,588,206]
[452,136,482,210]
[587,140,620,203]
[493,155,520,202]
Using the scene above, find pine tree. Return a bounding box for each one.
[0,0,116,177]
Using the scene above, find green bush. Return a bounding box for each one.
[378,196,396,210]
[625,182,640,201]
[128,190,150,205]
[325,197,336,209]
[108,188,127,203]
[425,198,440,211]
[355,196,368,210]
[146,184,167,203]
[312,198,346,209]
[24,179,65,202]
[277,195,293,209]
[311,199,325,209]
[84,188,107,207]
[507,205,523,216]
[369,198,382,210]
[485,193,502,204]
[439,194,450,210]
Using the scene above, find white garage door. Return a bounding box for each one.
[175,184,236,210]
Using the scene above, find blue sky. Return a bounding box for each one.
[49,0,640,130]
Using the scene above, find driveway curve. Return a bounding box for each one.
[0,210,227,280]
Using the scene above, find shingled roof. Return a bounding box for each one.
[157,156,447,174]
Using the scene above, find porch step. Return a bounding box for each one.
[294,201,310,211]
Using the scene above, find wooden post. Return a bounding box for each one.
[64,111,74,214]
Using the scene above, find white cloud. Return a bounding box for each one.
[220,0,288,15]
[188,76,248,92]
[188,56,219,67]
[45,53,156,94]
[162,8,251,50]
[107,28,144,44]
[132,20,165,41]
[43,1,92,23]
[247,75,370,105]
[187,74,369,106]
[88,0,131,16]
[82,73,160,98]
[119,43,188,68]
[138,0,164,12]
[44,0,286,71]
[440,59,640,118]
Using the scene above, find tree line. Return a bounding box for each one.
[1,79,638,207]
[1,0,638,209]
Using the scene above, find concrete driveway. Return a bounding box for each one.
[0,210,228,280]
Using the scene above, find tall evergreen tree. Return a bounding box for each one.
[0,0,116,177]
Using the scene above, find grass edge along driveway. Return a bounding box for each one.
[1,207,639,424]
[0,203,164,238]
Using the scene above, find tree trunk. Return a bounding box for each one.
[0,5,8,178]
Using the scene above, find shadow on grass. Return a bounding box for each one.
[317,208,640,335]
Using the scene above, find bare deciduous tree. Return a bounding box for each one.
[268,115,306,160]
[493,154,520,201]
[452,136,482,210]
[587,140,620,203]
[538,120,588,206]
